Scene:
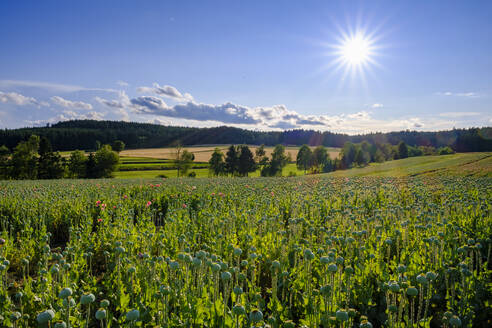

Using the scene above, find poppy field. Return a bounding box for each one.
[0,176,490,327]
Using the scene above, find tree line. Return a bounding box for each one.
[0,136,122,180]
[208,145,290,177]
[1,120,490,152]
[337,141,455,170]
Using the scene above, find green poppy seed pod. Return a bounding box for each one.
[233,248,243,257]
[249,309,263,323]
[268,316,276,325]
[37,310,55,324]
[346,237,355,244]
[249,252,258,260]
[80,293,95,305]
[397,264,406,273]
[50,265,59,275]
[169,260,179,270]
[0,238,5,245]
[449,316,461,327]
[221,271,232,281]
[238,272,246,281]
[63,298,76,308]
[115,246,125,254]
[127,267,136,274]
[220,262,229,270]
[443,311,453,319]
[344,266,354,275]
[240,260,248,267]
[95,309,107,320]
[114,241,122,247]
[54,321,67,328]
[10,312,21,322]
[416,274,427,285]
[184,254,193,263]
[0,264,6,271]
[43,245,51,253]
[211,263,221,272]
[384,238,392,245]
[284,320,296,328]
[63,263,71,270]
[320,256,330,265]
[15,292,23,300]
[192,257,202,267]
[232,304,246,316]
[360,321,373,328]
[320,285,332,296]
[126,309,140,321]
[389,282,400,293]
[336,256,344,265]
[22,258,29,266]
[59,287,73,299]
[233,286,243,295]
[304,249,315,261]
[336,310,349,321]
[328,263,338,273]
[271,260,281,270]
[100,299,110,308]
[426,271,437,281]
[406,286,418,297]
[388,305,398,313]
[348,308,356,318]
[196,250,206,259]
[467,239,475,245]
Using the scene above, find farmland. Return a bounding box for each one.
[0,173,490,327]
[120,146,341,163]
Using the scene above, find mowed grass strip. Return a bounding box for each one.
[114,163,305,179]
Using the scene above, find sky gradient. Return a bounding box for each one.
[0,0,490,134]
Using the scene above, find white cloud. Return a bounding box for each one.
[51,96,93,110]
[25,110,105,126]
[436,91,479,98]
[371,103,384,108]
[0,79,119,94]
[0,91,40,106]
[439,112,481,118]
[137,83,194,102]
[116,80,129,87]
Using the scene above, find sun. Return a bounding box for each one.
[340,34,371,66]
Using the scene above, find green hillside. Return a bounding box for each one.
[328,152,491,177]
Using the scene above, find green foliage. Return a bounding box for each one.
[209,148,226,176]
[0,176,490,327]
[261,144,289,176]
[296,145,312,172]
[68,150,87,178]
[0,145,10,179]
[438,146,455,155]
[341,142,357,168]
[398,141,409,159]
[237,145,257,177]
[94,145,120,178]
[225,145,239,176]
[111,140,125,153]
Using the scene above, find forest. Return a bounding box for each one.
[0,120,490,152]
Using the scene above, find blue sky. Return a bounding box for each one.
[0,0,490,133]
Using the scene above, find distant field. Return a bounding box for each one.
[120,145,340,162]
[328,152,491,177]
[114,162,304,179]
